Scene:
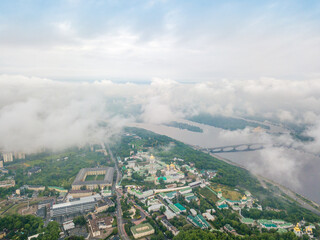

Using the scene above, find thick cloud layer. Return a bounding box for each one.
[1,75,320,153]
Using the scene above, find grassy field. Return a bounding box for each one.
[0,201,14,215]
[85,175,96,181]
[96,174,105,181]
[85,174,105,181]
[210,183,243,200]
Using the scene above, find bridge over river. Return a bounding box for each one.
[202,143,266,153]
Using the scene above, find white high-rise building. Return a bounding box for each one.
[3,153,13,162]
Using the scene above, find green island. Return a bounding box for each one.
[188,113,270,131]
[164,121,203,132]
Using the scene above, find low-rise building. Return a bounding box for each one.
[202,212,215,221]
[179,187,192,195]
[63,220,75,231]
[190,208,197,216]
[0,179,15,188]
[164,208,176,219]
[128,188,154,199]
[28,167,41,176]
[69,190,93,198]
[174,203,186,213]
[278,223,293,229]
[187,214,210,229]
[0,231,6,239]
[89,216,113,237]
[0,168,8,174]
[161,218,180,236]
[27,185,45,191]
[131,223,155,239]
[272,219,285,225]
[224,224,236,233]
[206,209,216,214]
[101,189,112,197]
[51,194,101,218]
[148,203,164,213]
[95,199,115,213]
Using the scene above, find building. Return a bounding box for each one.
[206,209,216,214]
[161,218,180,236]
[178,187,192,195]
[187,214,210,229]
[131,223,155,239]
[224,224,236,233]
[169,204,181,214]
[202,212,215,221]
[0,168,8,174]
[272,219,285,225]
[174,203,186,213]
[128,188,153,199]
[278,223,293,229]
[14,152,26,159]
[148,203,164,213]
[217,204,228,210]
[0,232,6,239]
[28,167,42,176]
[63,220,75,231]
[0,179,15,188]
[72,167,114,190]
[190,208,197,216]
[2,153,13,162]
[88,217,113,237]
[189,181,202,188]
[164,208,176,219]
[69,190,93,198]
[257,219,277,229]
[294,223,302,237]
[95,199,115,213]
[27,185,45,191]
[0,161,3,168]
[51,194,101,217]
[159,191,177,200]
[101,189,112,197]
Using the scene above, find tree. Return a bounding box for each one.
[160,206,166,214]
[156,170,161,177]
[73,215,86,226]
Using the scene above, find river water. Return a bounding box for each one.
[130,120,320,205]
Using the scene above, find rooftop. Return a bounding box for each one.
[52,194,100,209]
[72,167,114,186]
[174,203,186,211]
[169,204,181,213]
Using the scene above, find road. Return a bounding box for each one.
[106,143,130,240]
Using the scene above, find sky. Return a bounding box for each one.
[0,0,320,81]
